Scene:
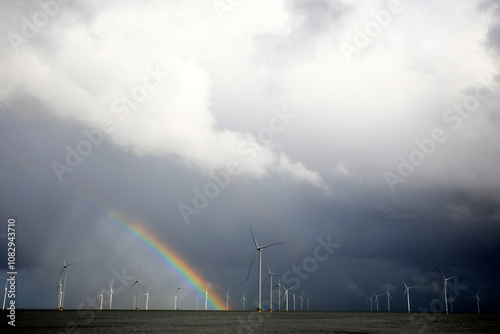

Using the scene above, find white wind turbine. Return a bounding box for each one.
[291,293,296,311]
[274,280,282,312]
[241,291,247,310]
[435,267,455,314]
[366,296,373,312]
[299,292,304,311]
[131,266,143,311]
[132,294,137,309]
[246,226,283,313]
[144,286,151,310]
[174,286,184,310]
[57,259,75,311]
[196,296,200,310]
[372,292,383,312]
[471,288,481,314]
[385,285,394,312]
[263,265,278,312]
[98,289,104,310]
[281,284,292,312]
[108,280,115,310]
[448,295,456,313]
[224,290,231,310]
[306,297,313,311]
[204,283,210,311]
[403,281,418,313]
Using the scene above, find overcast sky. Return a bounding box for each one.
[1,0,499,313]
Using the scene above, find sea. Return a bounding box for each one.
[2,310,499,333]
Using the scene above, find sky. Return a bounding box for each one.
[0,0,499,314]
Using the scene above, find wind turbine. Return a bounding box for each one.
[274,280,282,312]
[144,286,151,310]
[246,226,283,313]
[108,280,115,310]
[132,294,137,309]
[57,259,75,311]
[403,281,418,313]
[174,286,184,310]
[471,288,481,314]
[306,297,313,311]
[2,281,6,311]
[291,293,296,311]
[435,267,455,314]
[386,285,394,312]
[366,297,373,312]
[263,265,278,312]
[130,265,144,311]
[299,291,304,311]
[224,290,231,310]
[204,283,210,311]
[98,289,104,310]
[281,285,292,312]
[372,292,383,312]
[448,295,456,313]
[241,291,247,310]
[131,280,143,310]
[196,296,200,310]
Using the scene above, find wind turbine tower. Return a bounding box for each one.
[144,286,151,310]
[386,286,393,312]
[307,297,313,311]
[372,292,383,312]
[98,289,104,310]
[224,290,231,310]
[403,281,417,313]
[435,267,455,314]
[241,291,247,310]
[57,259,75,311]
[175,286,184,310]
[204,284,210,311]
[109,280,115,310]
[246,226,283,313]
[264,265,278,312]
[472,288,482,314]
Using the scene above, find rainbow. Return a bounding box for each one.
[106,211,226,310]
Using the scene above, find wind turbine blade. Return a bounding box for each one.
[261,242,283,249]
[434,267,446,280]
[66,263,76,267]
[246,250,258,281]
[263,274,270,287]
[250,226,258,248]
[447,275,456,280]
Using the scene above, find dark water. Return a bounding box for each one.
[2,310,499,333]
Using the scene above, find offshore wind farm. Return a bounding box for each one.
[2,224,499,333]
